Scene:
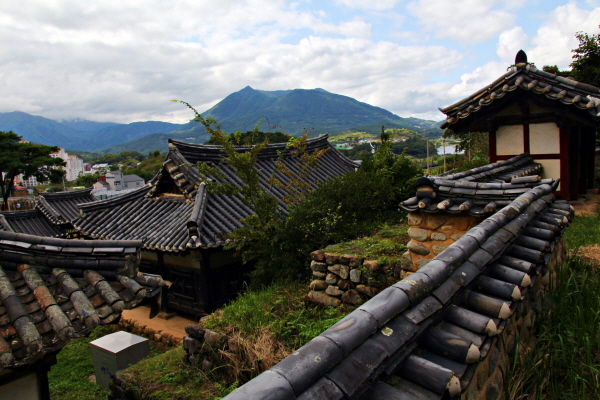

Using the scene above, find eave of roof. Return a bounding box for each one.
[0,231,164,371]
[440,59,600,132]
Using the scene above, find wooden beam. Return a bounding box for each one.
[489,130,497,163]
[559,126,570,200]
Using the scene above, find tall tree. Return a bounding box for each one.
[0,131,65,209]
[543,28,600,87]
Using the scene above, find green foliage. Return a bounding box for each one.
[206,130,292,145]
[0,131,65,208]
[121,151,166,182]
[49,326,112,400]
[202,280,348,350]
[570,30,600,87]
[97,150,146,165]
[325,223,409,265]
[75,172,101,187]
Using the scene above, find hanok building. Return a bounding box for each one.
[440,50,600,200]
[0,188,97,239]
[73,135,358,315]
[0,230,164,400]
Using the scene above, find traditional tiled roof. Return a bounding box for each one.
[73,135,358,252]
[37,188,97,225]
[399,154,557,217]
[0,231,164,371]
[222,182,573,400]
[0,209,67,238]
[440,50,600,132]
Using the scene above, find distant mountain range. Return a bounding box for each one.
[0,88,442,154]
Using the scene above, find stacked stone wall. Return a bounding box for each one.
[461,238,565,400]
[307,251,401,306]
[406,212,484,270]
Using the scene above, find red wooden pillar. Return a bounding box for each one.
[489,130,497,163]
[559,127,570,200]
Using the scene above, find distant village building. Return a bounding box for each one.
[93,170,144,191]
[48,148,84,181]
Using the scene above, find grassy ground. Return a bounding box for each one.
[116,280,352,399]
[506,213,600,399]
[49,326,112,400]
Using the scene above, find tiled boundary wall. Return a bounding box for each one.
[461,236,564,400]
[306,213,485,308]
[292,211,564,399]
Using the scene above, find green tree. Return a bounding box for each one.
[75,172,101,187]
[0,131,65,209]
[543,29,600,87]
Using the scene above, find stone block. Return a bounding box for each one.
[325,273,338,285]
[312,271,326,279]
[485,370,503,400]
[400,270,414,279]
[308,290,342,307]
[363,260,380,271]
[310,250,325,261]
[349,257,363,268]
[328,264,342,274]
[431,232,447,241]
[325,252,340,265]
[423,214,450,230]
[451,233,464,241]
[417,258,431,268]
[325,285,344,297]
[310,261,327,272]
[408,227,428,241]
[341,289,363,305]
[339,254,355,265]
[309,280,328,290]
[184,324,205,340]
[407,240,430,256]
[204,330,222,346]
[356,284,380,297]
[407,212,423,226]
[349,268,361,283]
[440,225,453,231]
[431,244,448,255]
[338,279,351,290]
[339,265,350,280]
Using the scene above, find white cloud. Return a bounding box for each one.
[334,0,400,11]
[527,3,600,69]
[496,27,528,63]
[406,0,517,44]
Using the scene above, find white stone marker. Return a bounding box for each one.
[90,331,150,389]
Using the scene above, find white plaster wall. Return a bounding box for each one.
[537,159,561,190]
[497,125,524,155]
[530,122,560,154]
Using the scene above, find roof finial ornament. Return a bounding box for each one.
[515,50,528,65]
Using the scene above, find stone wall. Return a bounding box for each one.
[406,212,484,270]
[461,237,565,400]
[307,251,400,306]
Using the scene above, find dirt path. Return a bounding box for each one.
[121,306,200,341]
[569,189,600,217]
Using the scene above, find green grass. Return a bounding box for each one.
[507,213,600,399]
[115,280,351,399]
[49,326,112,400]
[324,223,409,265]
[202,279,351,350]
[48,325,164,400]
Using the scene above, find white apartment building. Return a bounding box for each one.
[49,148,84,181]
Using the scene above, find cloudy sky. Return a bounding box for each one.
[1,1,599,124]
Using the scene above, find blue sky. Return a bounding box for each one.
[0,0,599,124]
